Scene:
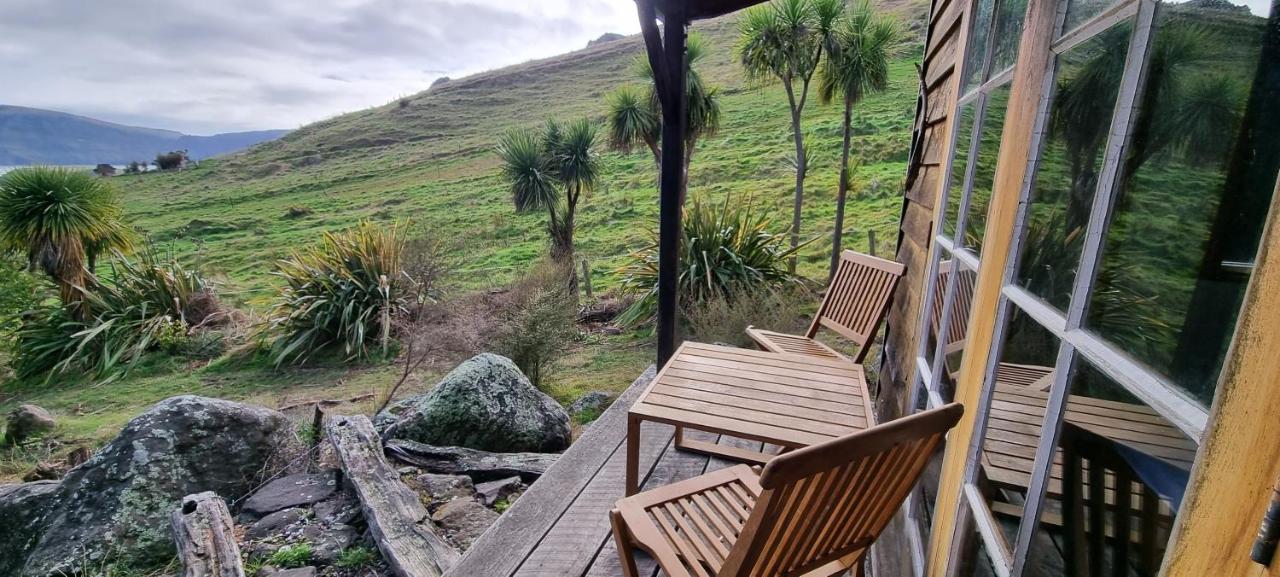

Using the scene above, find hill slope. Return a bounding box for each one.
[0,105,289,164]
[122,8,927,302]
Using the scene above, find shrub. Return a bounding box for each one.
[495,261,577,389]
[268,543,312,569]
[683,285,813,347]
[154,151,187,170]
[12,244,218,383]
[267,221,405,366]
[335,545,377,569]
[0,253,42,342]
[616,196,807,326]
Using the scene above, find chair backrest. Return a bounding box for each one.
[718,404,964,577]
[1061,423,1173,577]
[930,259,977,357]
[809,250,906,363]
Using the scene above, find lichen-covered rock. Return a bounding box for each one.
[383,354,570,453]
[5,404,56,446]
[408,473,475,504]
[567,391,612,417]
[14,396,293,577]
[431,499,499,549]
[0,481,59,576]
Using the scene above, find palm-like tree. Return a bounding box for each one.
[0,166,133,313]
[1052,19,1225,231]
[739,0,844,271]
[607,32,721,205]
[819,1,902,279]
[497,118,600,294]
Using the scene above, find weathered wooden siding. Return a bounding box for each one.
[881,0,967,421]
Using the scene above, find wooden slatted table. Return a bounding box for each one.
[982,381,1197,516]
[625,341,875,495]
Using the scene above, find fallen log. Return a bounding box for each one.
[327,415,460,577]
[171,492,245,577]
[384,439,560,482]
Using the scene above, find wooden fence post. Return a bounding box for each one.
[868,230,878,257]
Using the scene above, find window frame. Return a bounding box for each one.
[937,0,1249,572]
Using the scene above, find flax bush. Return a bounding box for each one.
[616,196,807,326]
[267,221,405,366]
[12,244,218,383]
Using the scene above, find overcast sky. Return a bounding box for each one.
[0,0,640,135]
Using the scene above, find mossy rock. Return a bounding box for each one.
[383,354,570,453]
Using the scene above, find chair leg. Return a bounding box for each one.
[611,509,641,577]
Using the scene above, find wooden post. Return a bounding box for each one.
[581,258,593,298]
[868,230,878,257]
[171,492,245,577]
[327,415,460,577]
[641,0,689,368]
[308,403,324,473]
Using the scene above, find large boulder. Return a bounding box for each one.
[5,404,56,445]
[383,354,570,453]
[15,396,294,577]
[0,481,59,576]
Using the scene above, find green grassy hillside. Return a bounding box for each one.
[121,12,925,302]
[0,7,927,469]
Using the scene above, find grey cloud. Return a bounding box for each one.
[0,0,638,134]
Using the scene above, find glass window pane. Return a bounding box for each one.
[922,249,949,382]
[1016,22,1132,310]
[976,306,1061,550]
[1023,360,1197,577]
[933,256,978,402]
[1084,0,1278,406]
[988,0,1028,78]
[963,84,1012,254]
[946,102,979,241]
[964,0,998,93]
[1063,0,1118,37]
[955,510,1004,577]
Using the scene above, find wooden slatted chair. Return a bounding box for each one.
[1061,423,1174,577]
[610,404,964,577]
[747,250,905,364]
[932,259,1054,391]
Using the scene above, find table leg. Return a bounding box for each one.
[625,414,640,496]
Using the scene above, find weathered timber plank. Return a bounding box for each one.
[171,492,245,577]
[514,420,676,577]
[385,441,558,482]
[327,415,460,577]
[445,366,658,577]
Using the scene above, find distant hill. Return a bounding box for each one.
[0,105,289,165]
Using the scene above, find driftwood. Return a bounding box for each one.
[327,415,460,577]
[385,439,560,482]
[171,492,245,577]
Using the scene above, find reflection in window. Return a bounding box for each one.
[964,84,1012,254]
[964,0,998,93]
[956,513,1003,576]
[989,0,1028,77]
[1024,361,1197,577]
[946,102,978,240]
[1084,2,1278,406]
[1062,0,1117,37]
[932,258,978,401]
[1016,22,1132,310]
[976,307,1059,550]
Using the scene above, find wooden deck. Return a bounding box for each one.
[444,366,786,577]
